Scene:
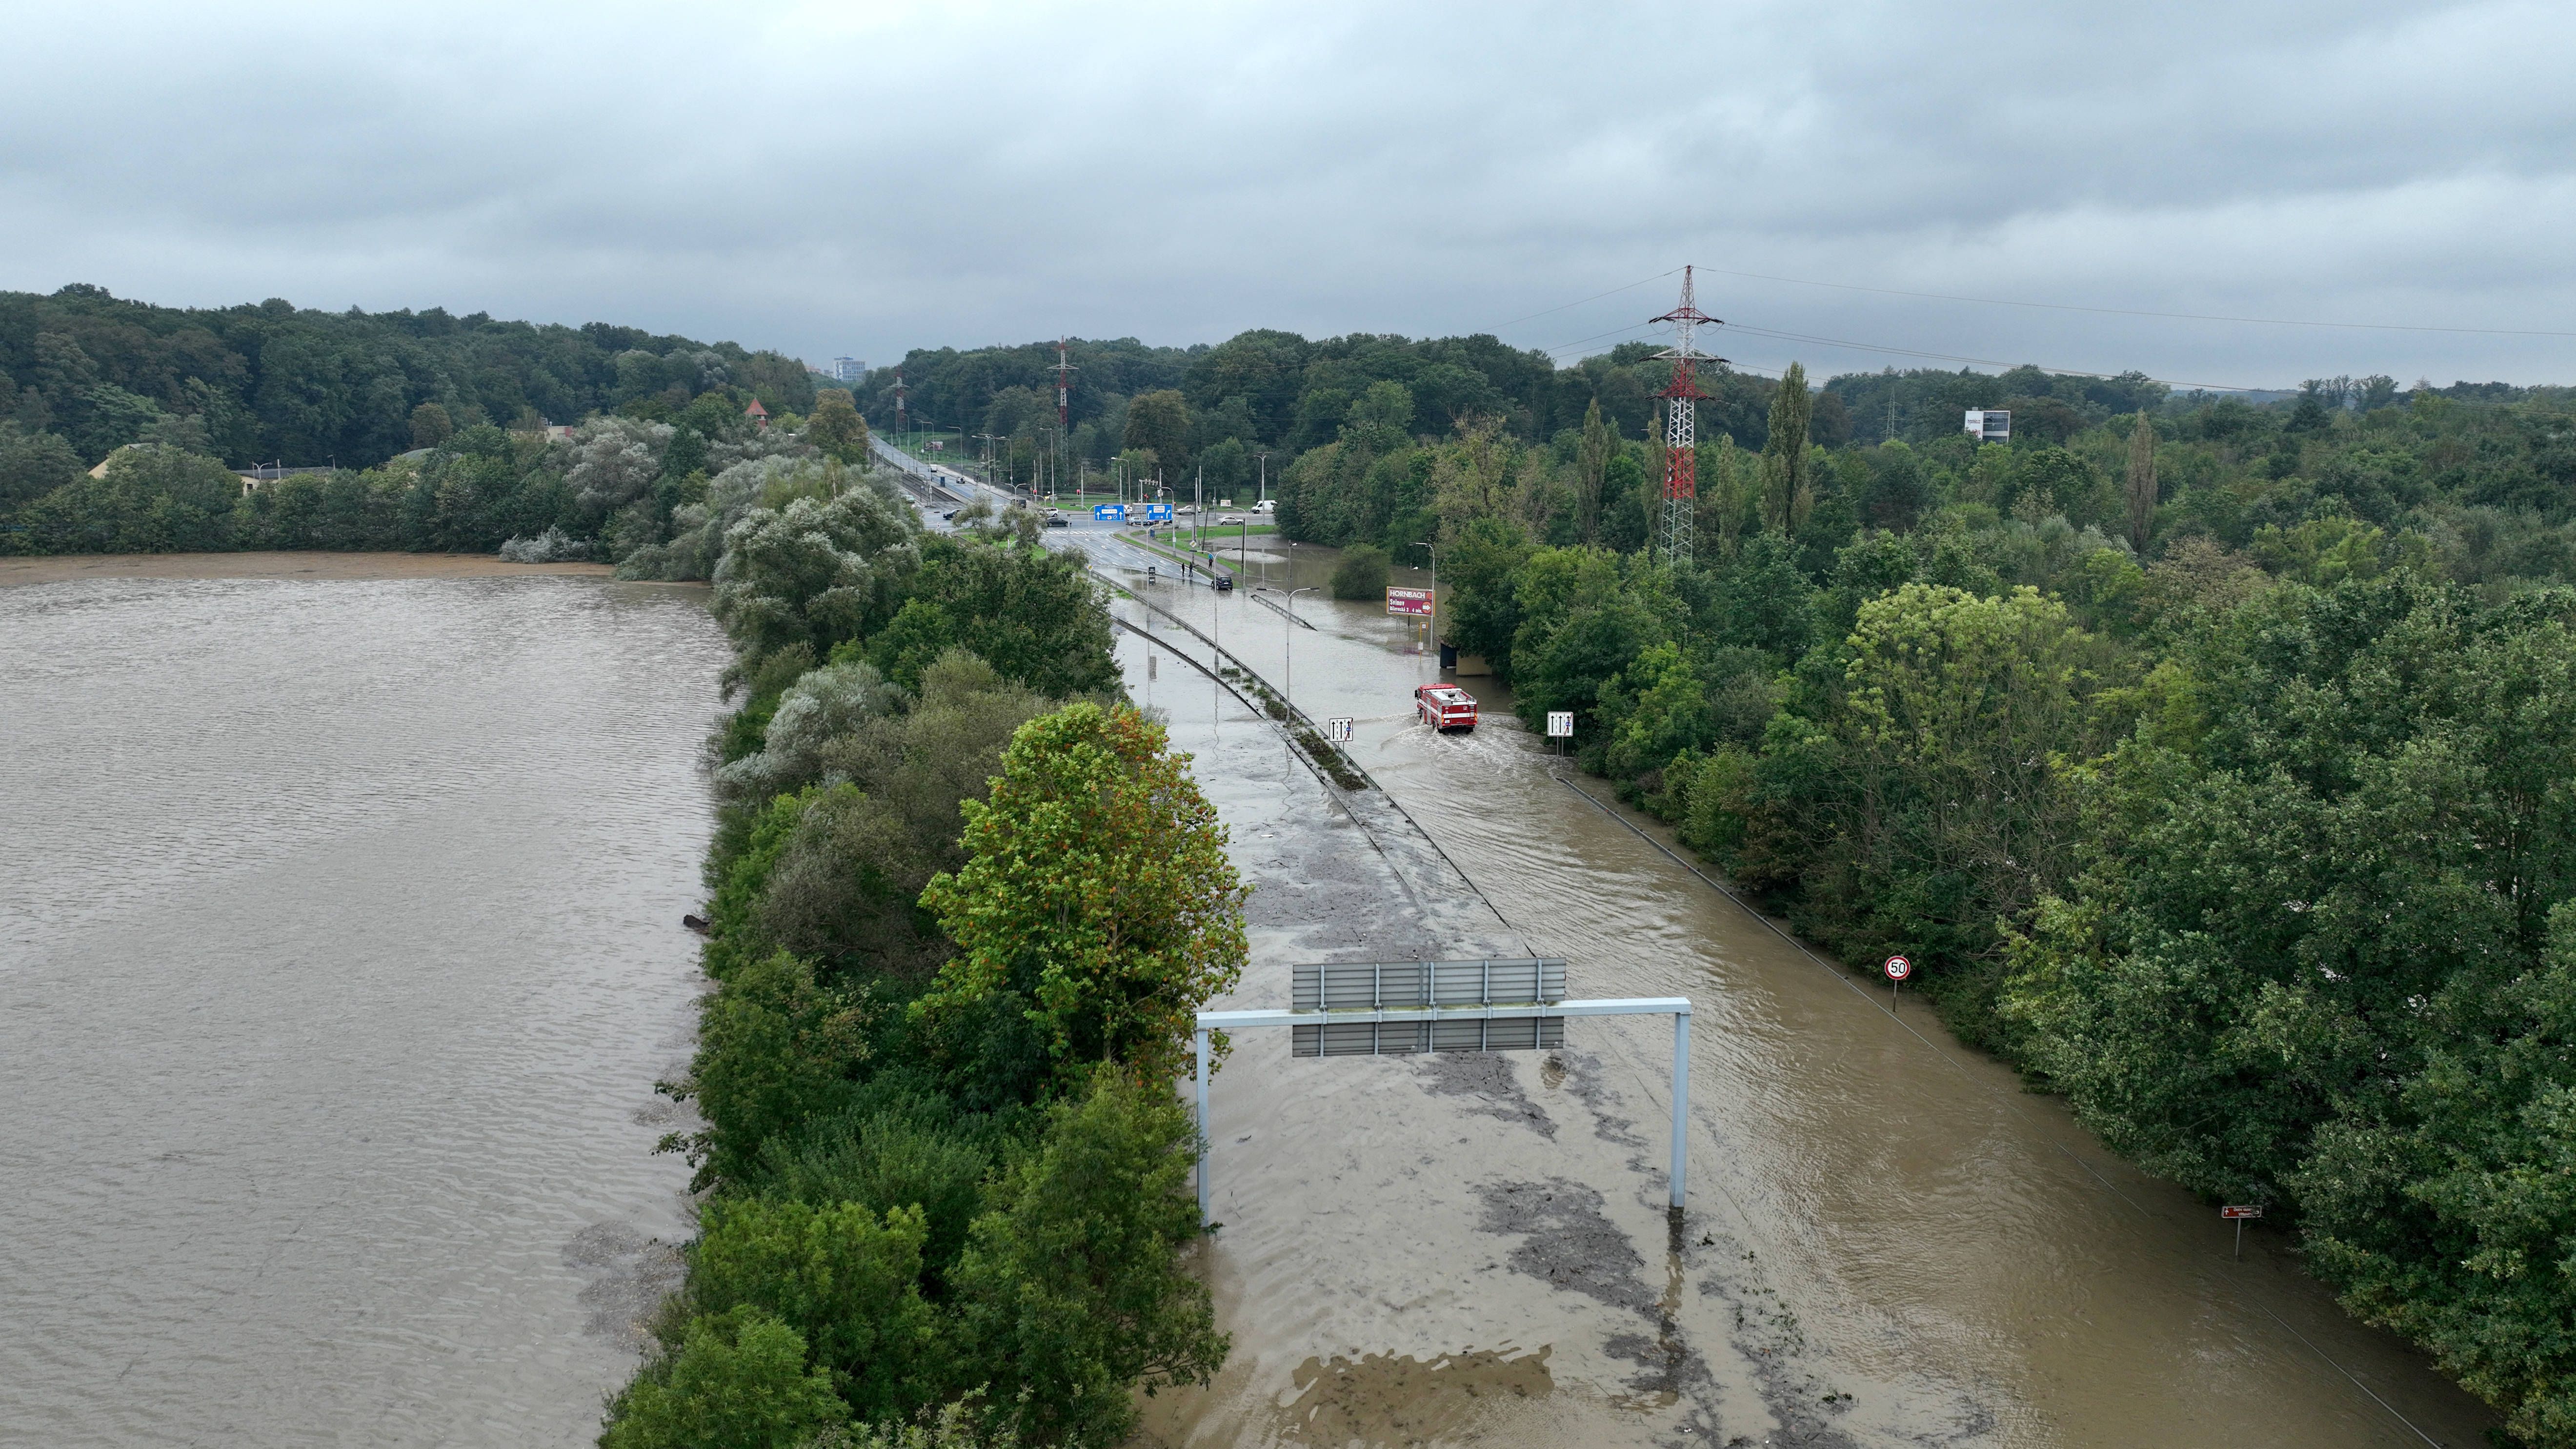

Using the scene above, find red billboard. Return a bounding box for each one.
[1386,586,1433,617]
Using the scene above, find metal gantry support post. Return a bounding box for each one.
[1670,1006,1691,1211]
[1191,996,1691,1229]
[1195,1026,1213,1225]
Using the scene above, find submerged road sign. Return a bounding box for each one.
[1327,716,1355,743]
[2223,1203,2263,1258]
[1386,586,1434,617]
[1884,955,1912,981]
[1192,960,1691,1226]
[1546,711,1573,738]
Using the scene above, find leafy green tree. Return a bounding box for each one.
[687,1197,943,1419]
[956,1068,1226,1449]
[672,947,876,1189]
[1121,391,1191,482]
[2124,411,2157,552]
[809,389,872,464]
[856,540,1114,698]
[1598,447,1650,554]
[18,443,240,553]
[1759,363,1812,534]
[749,650,1051,986]
[711,490,920,678]
[409,402,453,449]
[917,704,1248,1090]
[1736,583,2110,1045]
[1508,547,1675,739]
[0,422,81,516]
[1329,543,1389,600]
[1575,398,1612,543]
[2296,904,2576,1447]
[1436,515,1533,666]
[602,1308,847,1449]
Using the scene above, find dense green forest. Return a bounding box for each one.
[0,282,815,468]
[604,465,1238,1448]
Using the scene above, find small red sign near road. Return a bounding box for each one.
[1883,956,1912,981]
[2220,1205,2262,1220]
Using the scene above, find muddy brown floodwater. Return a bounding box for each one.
[0,571,727,1448]
[1071,526,2501,1449]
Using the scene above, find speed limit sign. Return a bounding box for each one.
[1883,955,1912,982]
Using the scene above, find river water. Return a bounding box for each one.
[1075,529,2502,1449]
[0,575,730,1448]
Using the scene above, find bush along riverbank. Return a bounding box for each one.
[1361,384,2576,1444]
[604,478,1246,1449]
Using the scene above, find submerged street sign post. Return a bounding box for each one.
[1327,716,1355,743]
[2223,1204,2263,1259]
[1191,960,1691,1228]
[1884,954,1911,1004]
[1385,586,1434,617]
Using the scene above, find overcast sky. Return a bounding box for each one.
[7,0,2573,388]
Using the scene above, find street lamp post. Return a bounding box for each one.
[1415,540,1437,658]
[1284,586,1317,714]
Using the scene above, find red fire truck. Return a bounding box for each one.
[1414,684,1479,733]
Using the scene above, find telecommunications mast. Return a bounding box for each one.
[1649,266,1726,567]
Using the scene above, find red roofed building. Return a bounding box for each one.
[744,399,769,429]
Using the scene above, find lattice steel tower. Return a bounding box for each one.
[1650,266,1726,567]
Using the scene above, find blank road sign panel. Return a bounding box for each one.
[1295,1016,1564,1056]
[1294,959,1567,1011]
[1288,959,1569,1056]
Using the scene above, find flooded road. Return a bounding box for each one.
[1080,529,2500,1448]
[0,576,729,1448]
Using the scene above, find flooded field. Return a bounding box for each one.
[0,575,729,1448]
[1085,531,2500,1448]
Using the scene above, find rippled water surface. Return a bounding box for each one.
[0,576,730,1448]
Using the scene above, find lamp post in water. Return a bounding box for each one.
[1283,587,1317,717]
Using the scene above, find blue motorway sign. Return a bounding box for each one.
[1093,503,1127,521]
[1145,503,1174,522]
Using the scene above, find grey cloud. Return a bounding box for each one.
[3,0,2570,386]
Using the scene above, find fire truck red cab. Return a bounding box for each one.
[1414,684,1478,733]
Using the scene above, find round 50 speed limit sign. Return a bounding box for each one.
[1883,955,1912,982]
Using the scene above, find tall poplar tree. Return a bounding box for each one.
[1759,362,1812,535]
[1576,397,1611,544]
[2124,410,2157,553]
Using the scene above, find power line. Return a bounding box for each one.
[1489,268,1683,331]
[1696,263,2576,340]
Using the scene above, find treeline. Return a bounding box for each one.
[0,283,818,471]
[848,331,1781,504]
[1289,371,2576,1442]
[0,385,878,567]
[603,476,1241,1448]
